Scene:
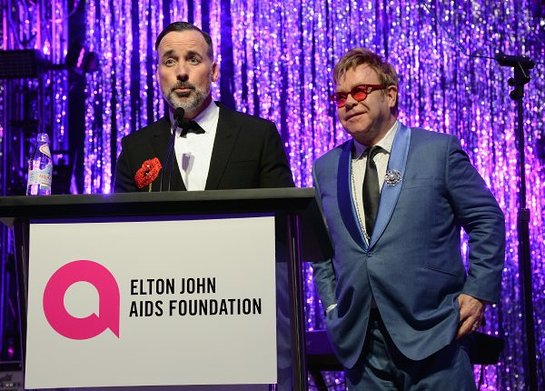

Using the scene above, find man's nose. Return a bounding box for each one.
[344,93,358,109]
[176,63,189,81]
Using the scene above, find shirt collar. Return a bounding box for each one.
[168,99,220,134]
[352,120,399,159]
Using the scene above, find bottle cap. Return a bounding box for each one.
[37,132,50,143]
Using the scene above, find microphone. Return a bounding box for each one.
[173,107,186,127]
[160,107,185,192]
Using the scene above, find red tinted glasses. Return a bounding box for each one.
[330,84,386,108]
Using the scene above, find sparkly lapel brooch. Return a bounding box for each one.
[384,169,402,186]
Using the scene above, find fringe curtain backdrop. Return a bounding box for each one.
[0,0,70,360]
[0,0,69,189]
[0,0,543,389]
[83,1,545,389]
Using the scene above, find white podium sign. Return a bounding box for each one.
[25,216,277,389]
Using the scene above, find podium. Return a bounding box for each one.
[0,188,331,389]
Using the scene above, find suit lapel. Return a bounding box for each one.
[369,123,411,248]
[337,141,367,249]
[150,116,186,191]
[205,104,239,190]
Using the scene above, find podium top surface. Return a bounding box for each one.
[0,187,332,261]
[0,187,316,219]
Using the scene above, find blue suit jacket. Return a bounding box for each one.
[312,123,505,368]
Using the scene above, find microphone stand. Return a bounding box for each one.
[159,107,185,192]
[159,122,178,192]
[495,53,537,391]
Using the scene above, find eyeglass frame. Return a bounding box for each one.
[330,84,387,108]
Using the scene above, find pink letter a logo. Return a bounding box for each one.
[43,260,120,339]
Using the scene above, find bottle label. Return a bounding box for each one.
[39,144,52,158]
[28,164,53,188]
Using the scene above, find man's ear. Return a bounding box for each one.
[387,85,398,108]
[211,62,219,83]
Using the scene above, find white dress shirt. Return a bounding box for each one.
[171,100,220,191]
[351,121,399,242]
[325,121,400,315]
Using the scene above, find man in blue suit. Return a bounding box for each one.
[312,48,505,390]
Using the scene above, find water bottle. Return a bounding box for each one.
[26,132,53,196]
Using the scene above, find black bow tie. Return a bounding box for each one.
[180,120,205,137]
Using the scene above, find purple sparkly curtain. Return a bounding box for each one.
[82,1,544,389]
[0,0,71,367]
[0,0,541,389]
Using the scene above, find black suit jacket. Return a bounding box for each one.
[114,103,294,192]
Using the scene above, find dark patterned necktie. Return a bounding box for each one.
[363,146,382,236]
[180,120,205,137]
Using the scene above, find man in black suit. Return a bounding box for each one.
[114,21,294,192]
[114,22,295,390]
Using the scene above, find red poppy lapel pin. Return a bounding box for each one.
[134,158,162,191]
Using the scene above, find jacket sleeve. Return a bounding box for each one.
[445,135,505,303]
[114,137,138,193]
[258,122,295,188]
[310,167,337,311]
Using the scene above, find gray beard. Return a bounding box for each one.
[165,88,208,115]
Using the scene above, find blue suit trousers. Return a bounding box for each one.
[346,312,476,391]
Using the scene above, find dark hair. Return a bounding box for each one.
[334,48,399,115]
[154,21,214,59]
